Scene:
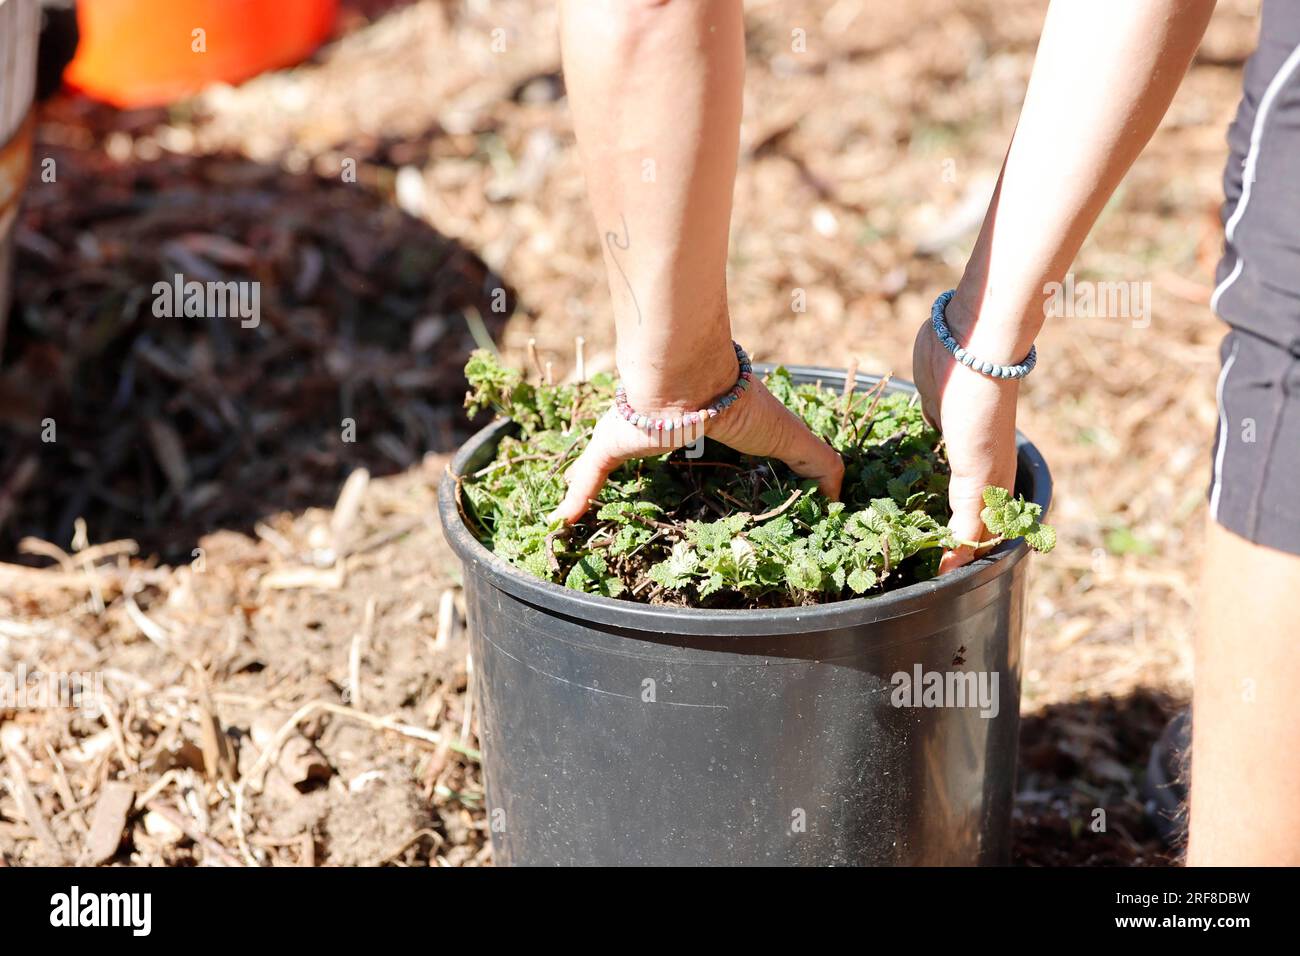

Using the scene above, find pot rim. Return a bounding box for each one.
[437,365,1052,636]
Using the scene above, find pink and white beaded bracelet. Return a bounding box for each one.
[613,341,753,437]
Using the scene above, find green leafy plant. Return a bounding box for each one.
[457,351,1053,609]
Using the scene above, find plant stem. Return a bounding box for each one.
[751,488,802,522]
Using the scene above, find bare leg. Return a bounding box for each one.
[1188,516,1300,865]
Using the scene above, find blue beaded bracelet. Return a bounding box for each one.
[931,289,1037,380]
[614,341,752,437]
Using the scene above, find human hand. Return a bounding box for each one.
[912,298,1022,574]
[550,362,844,524]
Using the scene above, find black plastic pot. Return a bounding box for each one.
[438,366,1052,866]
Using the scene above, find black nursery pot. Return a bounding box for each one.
[438,366,1052,866]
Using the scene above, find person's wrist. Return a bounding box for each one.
[945,286,1039,371]
[616,339,741,415]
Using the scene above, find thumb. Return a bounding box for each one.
[549,433,625,524]
[773,414,845,501]
[939,474,991,574]
[712,385,845,501]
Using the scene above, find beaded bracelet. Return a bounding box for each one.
[614,341,752,437]
[931,289,1037,380]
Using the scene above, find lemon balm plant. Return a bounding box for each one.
[455,351,1052,609]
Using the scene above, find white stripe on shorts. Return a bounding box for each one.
[1211,40,1300,318]
[1209,338,1241,522]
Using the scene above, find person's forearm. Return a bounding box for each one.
[559,0,744,410]
[947,0,1216,361]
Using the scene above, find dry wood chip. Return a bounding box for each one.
[141,809,185,846]
[261,565,346,591]
[82,781,135,865]
[145,418,191,493]
[3,766,67,865]
[330,467,371,555]
[250,714,331,790]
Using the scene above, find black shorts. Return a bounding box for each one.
[1209,0,1300,556]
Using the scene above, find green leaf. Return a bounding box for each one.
[979,486,1055,554]
[982,485,1012,509]
[519,549,553,581]
[597,501,663,523]
[648,542,700,590]
[610,523,653,555]
[698,572,725,599]
[748,516,795,548]
[564,553,623,596]
[787,552,824,592]
[870,498,903,517]
[1024,524,1057,553]
[755,559,786,586]
[685,515,749,552]
[846,567,878,594]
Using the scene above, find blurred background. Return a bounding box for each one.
[0,0,1261,866]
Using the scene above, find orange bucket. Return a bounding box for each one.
[64,0,339,108]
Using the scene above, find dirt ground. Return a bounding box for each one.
[0,0,1261,865]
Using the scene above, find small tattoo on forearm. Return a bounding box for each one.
[605,214,643,326]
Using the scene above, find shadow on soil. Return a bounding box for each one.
[0,100,510,563]
[1014,688,1187,867]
